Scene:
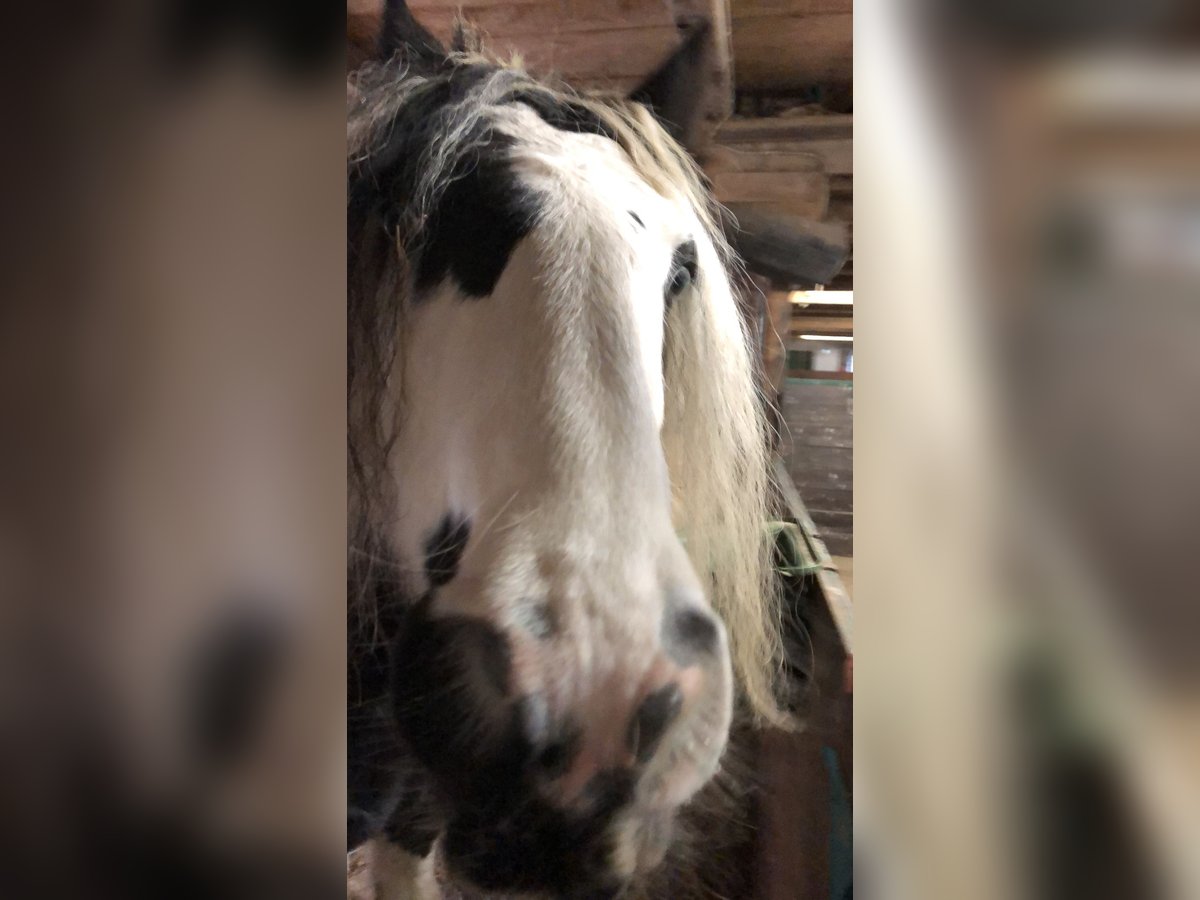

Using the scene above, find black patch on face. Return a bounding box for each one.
[388,601,640,894]
[470,621,514,695]
[664,606,721,666]
[534,725,582,779]
[521,599,557,639]
[348,64,540,300]
[423,513,471,587]
[443,777,630,898]
[362,548,411,640]
[629,210,645,229]
[581,768,637,816]
[382,774,444,858]
[389,601,525,807]
[664,239,698,311]
[348,552,414,850]
[413,135,538,298]
[515,91,618,141]
[350,64,648,307]
[628,682,683,764]
[385,819,438,859]
[347,807,377,851]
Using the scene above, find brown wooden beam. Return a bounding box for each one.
[790,315,852,335]
[722,205,849,286]
[715,115,852,174]
[731,12,852,89]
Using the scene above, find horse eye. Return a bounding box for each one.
[664,240,698,305]
[667,264,693,297]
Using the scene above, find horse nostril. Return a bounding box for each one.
[515,696,582,778]
[665,606,721,665]
[628,683,683,764]
[536,737,577,777]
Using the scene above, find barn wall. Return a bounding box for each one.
[782,378,853,555]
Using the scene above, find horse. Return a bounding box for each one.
[348,5,790,897]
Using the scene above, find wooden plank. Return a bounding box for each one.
[779,485,852,511]
[789,445,853,476]
[711,171,828,206]
[385,0,670,13]
[718,114,852,142]
[412,0,632,10]
[490,27,683,81]
[756,456,852,900]
[789,315,852,335]
[784,385,852,417]
[411,0,673,37]
[725,197,831,223]
[810,508,852,528]
[784,422,852,455]
[569,75,646,94]
[724,138,850,174]
[716,115,853,174]
[787,430,854,450]
[732,12,853,88]
[756,728,834,900]
[783,411,853,437]
[349,0,683,90]
[732,0,853,18]
[827,195,852,224]
[790,457,852,485]
[703,145,823,173]
[818,531,852,557]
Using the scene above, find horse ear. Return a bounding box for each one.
[380,0,448,70]
[630,17,712,148]
[450,16,485,55]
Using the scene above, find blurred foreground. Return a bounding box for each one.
[858,2,1200,898]
[0,4,345,897]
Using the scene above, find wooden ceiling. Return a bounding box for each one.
[731,0,852,90]
[350,0,851,93]
[348,0,691,92]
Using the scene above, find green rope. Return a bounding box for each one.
[767,520,824,577]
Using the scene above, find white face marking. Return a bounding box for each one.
[502,106,706,431]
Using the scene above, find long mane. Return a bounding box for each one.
[347,56,787,726]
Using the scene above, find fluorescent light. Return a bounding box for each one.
[789,290,854,306]
[799,334,854,342]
